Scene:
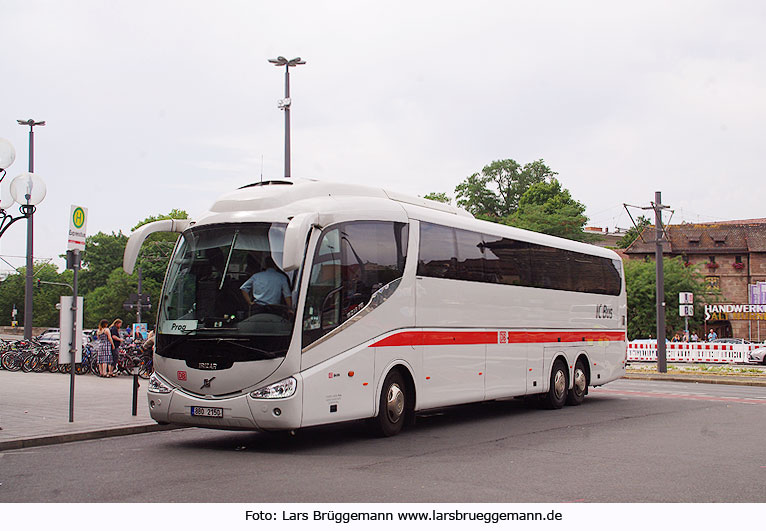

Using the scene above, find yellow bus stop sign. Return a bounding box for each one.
[67,205,88,251]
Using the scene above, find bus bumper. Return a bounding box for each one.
[147,381,303,431]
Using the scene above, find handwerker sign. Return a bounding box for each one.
[705,304,766,321]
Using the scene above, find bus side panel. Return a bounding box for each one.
[300,344,375,428]
[419,343,485,409]
[525,342,545,395]
[592,340,626,385]
[485,343,528,399]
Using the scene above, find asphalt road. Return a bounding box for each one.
[2,378,765,503]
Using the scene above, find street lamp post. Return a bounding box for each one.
[268,56,305,179]
[17,119,45,340]
[0,135,47,338]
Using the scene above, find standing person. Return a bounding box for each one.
[690,331,699,342]
[95,319,115,377]
[142,328,155,355]
[109,319,124,373]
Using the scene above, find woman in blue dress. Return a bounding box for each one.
[96,319,115,377]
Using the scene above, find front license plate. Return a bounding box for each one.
[190,406,223,418]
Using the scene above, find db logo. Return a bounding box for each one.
[177,371,187,381]
[328,372,334,379]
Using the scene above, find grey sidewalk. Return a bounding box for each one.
[0,369,180,451]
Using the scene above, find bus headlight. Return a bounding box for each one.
[249,377,297,399]
[149,373,173,394]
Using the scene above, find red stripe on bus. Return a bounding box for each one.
[369,330,625,348]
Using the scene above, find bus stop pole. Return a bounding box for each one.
[69,249,80,423]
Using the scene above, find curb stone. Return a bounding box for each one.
[0,423,183,451]
[624,372,766,387]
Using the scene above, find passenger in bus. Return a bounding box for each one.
[240,256,292,312]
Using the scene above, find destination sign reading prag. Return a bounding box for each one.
[67,205,87,251]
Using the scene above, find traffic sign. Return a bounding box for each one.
[679,292,693,304]
[123,293,151,311]
[679,304,694,317]
[67,205,88,251]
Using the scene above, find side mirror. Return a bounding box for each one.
[123,218,192,274]
[282,212,318,272]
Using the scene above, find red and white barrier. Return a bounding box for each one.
[627,340,755,364]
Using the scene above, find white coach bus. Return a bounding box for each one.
[124,179,626,436]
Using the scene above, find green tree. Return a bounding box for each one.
[454,159,557,221]
[624,257,717,340]
[423,192,451,204]
[506,179,594,242]
[0,263,73,327]
[618,215,651,248]
[80,231,128,294]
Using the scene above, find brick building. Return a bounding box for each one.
[624,219,766,340]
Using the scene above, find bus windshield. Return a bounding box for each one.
[156,223,298,367]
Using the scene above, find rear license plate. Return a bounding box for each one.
[190,406,223,418]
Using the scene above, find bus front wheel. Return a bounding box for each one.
[374,369,407,437]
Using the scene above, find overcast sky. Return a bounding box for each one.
[2,0,765,273]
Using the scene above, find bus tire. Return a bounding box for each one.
[566,359,587,406]
[544,359,568,409]
[374,369,407,437]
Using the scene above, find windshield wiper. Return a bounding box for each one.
[214,338,285,358]
[219,230,239,290]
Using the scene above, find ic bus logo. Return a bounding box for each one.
[498,331,509,344]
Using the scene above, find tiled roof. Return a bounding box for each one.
[624,221,766,254]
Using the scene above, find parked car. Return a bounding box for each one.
[37,331,91,348]
[710,338,751,344]
[37,331,60,345]
[747,346,766,365]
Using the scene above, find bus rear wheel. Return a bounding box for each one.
[566,359,587,406]
[374,369,407,437]
[544,359,568,409]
